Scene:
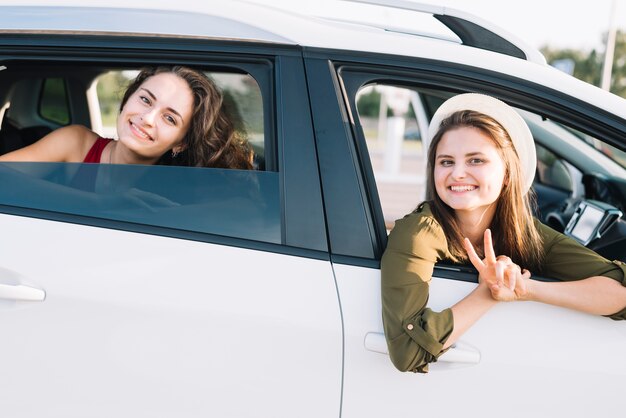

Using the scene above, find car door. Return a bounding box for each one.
[0,41,342,418]
[306,55,626,418]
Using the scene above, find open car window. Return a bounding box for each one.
[0,62,280,244]
[349,77,626,273]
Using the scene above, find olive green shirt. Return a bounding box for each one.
[381,203,626,373]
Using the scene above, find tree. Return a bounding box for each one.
[356,87,382,117]
[609,31,626,97]
[541,30,626,98]
[97,71,132,126]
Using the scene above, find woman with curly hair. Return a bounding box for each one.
[0,66,252,170]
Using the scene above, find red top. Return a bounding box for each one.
[83,137,113,163]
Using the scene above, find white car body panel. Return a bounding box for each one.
[0,214,343,417]
[0,1,625,416]
[1,1,624,120]
[333,263,626,418]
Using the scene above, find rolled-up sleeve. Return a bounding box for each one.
[606,260,626,320]
[381,209,454,373]
[538,222,626,320]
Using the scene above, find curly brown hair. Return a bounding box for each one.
[120,66,252,169]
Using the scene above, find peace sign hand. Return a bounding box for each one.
[463,229,531,302]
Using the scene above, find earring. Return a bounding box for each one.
[172,149,180,158]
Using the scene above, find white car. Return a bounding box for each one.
[0,1,624,417]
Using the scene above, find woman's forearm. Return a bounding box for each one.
[444,284,498,349]
[445,275,626,351]
[525,276,626,316]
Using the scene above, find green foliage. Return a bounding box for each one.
[40,78,70,125]
[609,31,626,98]
[97,71,130,126]
[357,87,403,117]
[541,30,626,98]
[357,88,383,117]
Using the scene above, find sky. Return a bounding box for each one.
[248,0,626,52]
[434,0,624,51]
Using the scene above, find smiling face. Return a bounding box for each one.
[434,126,507,216]
[117,72,194,163]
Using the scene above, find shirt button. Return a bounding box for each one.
[406,324,414,330]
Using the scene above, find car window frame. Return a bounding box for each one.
[306,49,626,278]
[0,35,329,259]
[38,76,71,125]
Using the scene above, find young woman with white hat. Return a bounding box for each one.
[382,93,626,373]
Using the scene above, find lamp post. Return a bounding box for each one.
[601,0,618,91]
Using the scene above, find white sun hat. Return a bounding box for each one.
[428,93,536,194]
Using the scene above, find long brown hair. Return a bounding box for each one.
[425,110,544,272]
[120,66,252,169]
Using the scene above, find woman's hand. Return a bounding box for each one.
[463,229,531,302]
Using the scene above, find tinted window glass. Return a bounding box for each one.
[0,163,280,243]
[39,78,70,125]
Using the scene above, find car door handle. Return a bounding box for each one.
[364,332,480,364]
[0,283,46,302]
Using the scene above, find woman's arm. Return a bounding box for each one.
[523,275,626,316]
[384,217,528,372]
[444,283,497,349]
[382,209,460,373]
[446,229,531,348]
[0,125,95,162]
[487,224,626,317]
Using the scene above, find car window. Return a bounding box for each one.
[350,74,626,258]
[560,123,626,170]
[352,83,596,231]
[0,162,280,243]
[39,77,70,125]
[0,63,280,245]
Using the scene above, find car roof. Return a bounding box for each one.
[0,0,541,59]
[1,0,626,120]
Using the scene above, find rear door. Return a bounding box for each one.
[0,39,342,417]
[306,53,626,418]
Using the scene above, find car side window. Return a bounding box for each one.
[0,63,280,245]
[0,162,280,243]
[354,83,584,230]
[39,77,71,125]
[355,84,427,230]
